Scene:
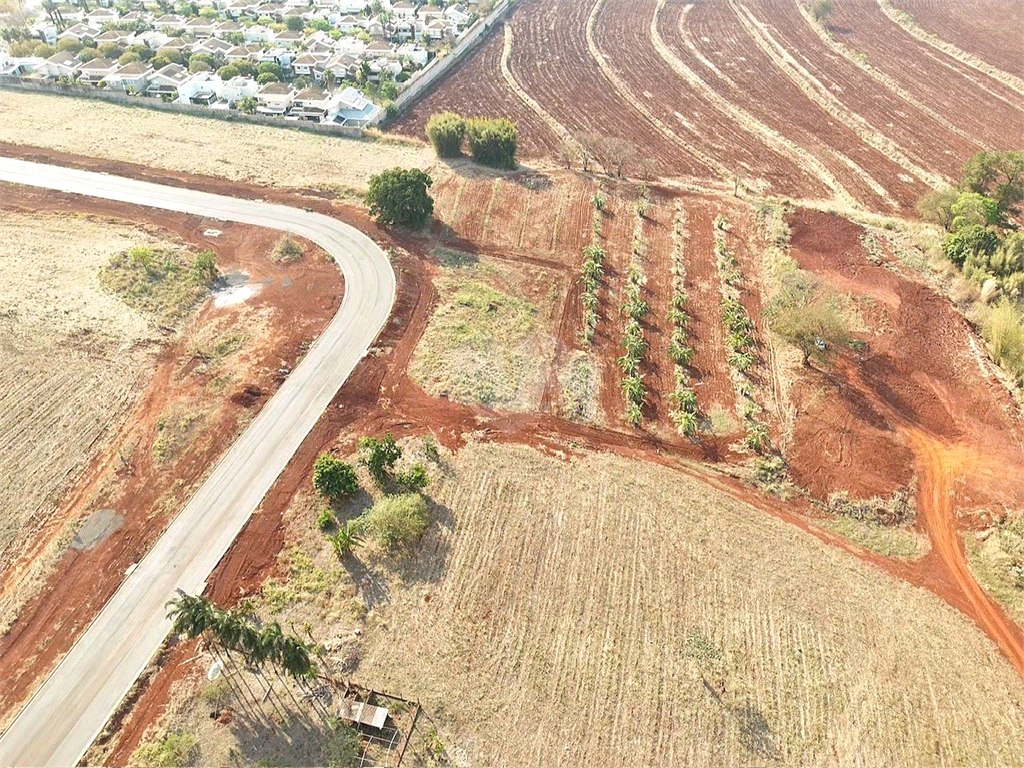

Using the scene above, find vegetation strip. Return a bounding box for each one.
[665,201,699,437]
[618,187,652,426]
[579,191,607,345]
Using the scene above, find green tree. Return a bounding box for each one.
[917,186,959,229]
[942,223,999,267]
[78,47,100,62]
[285,14,304,30]
[358,433,402,488]
[217,63,240,80]
[57,36,82,52]
[769,268,849,366]
[99,42,122,59]
[465,116,518,169]
[118,50,140,64]
[238,96,258,114]
[312,453,359,501]
[365,168,434,228]
[811,0,833,22]
[256,61,284,79]
[425,111,466,157]
[961,150,1024,215]
[33,42,55,58]
[256,70,279,84]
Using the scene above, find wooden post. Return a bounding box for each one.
[394,703,421,767]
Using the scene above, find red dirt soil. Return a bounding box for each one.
[594,0,828,200]
[891,0,1024,75]
[0,187,345,728]
[3,146,1021,762]
[662,0,936,211]
[807,0,1024,151]
[390,22,561,160]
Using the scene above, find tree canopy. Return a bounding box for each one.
[365,168,434,228]
[425,111,466,158]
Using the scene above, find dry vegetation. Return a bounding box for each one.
[146,442,1024,768]
[409,252,562,411]
[0,211,161,568]
[0,91,433,193]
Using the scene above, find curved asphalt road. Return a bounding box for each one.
[0,158,396,767]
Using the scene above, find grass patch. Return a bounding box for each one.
[262,548,336,613]
[981,299,1024,385]
[965,516,1023,624]
[131,730,198,767]
[707,406,739,436]
[99,245,217,326]
[410,278,543,409]
[823,517,927,559]
[271,236,304,263]
[356,493,429,551]
[152,405,203,465]
[559,351,597,422]
[430,246,479,268]
[826,488,915,526]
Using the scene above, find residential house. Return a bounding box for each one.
[57,23,99,45]
[183,17,216,38]
[156,37,191,59]
[323,52,357,80]
[422,18,453,41]
[77,56,118,84]
[146,62,191,97]
[256,46,292,67]
[334,0,364,12]
[103,60,154,92]
[0,53,42,77]
[324,85,379,126]
[363,19,384,38]
[290,51,327,79]
[84,7,118,24]
[53,5,85,24]
[391,18,415,40]
[136,30,172,50]
[332,14,360,32]
[391,1,416,19]
[289,85,330,120]
[243,24,274,43]
[119,11,148,24]
[444,4,472,25]
[216,74,259,104]
[39,50,82,79]
[213,20,245,38]
[92,29,135,47]
[306,38,333,55]
[152,14,186,31]
[177,70,219,103]
[271,29,303,48]
[396,42,428,67]
[225,44,262,62]
[255,80,296,114]
[192,37,233,57]
[29,21,59,44]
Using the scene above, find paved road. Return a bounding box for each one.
[0,158,396,767]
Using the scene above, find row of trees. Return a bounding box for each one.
[578,192,608,345]
[665,203,700,437]
[425,111,518,169]
[165,592,325,726]
[618,202,651,427]
[561,133,659,181]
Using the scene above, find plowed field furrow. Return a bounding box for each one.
[739,0,998,179]
[831,0,1024,115]
[507,0,709,179]
[744,0,1021,155]
[733,0,941,199]
[390,23,560,158]
[446,178,494,244]
[594,0,826,201]
[680,200,735,418]
[662,0,908,212]
[480,179,529,251]
[554,178,596,257]
[891,0,1024,77]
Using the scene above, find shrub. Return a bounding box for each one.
[358,434,402,488]
[330,521,363,556]
[395,462,429,492]
[465,117,518,169]
[744,421,770,453]
[365,168,434,228]
[256,70,279,84]
[316,508,335,531]
[357,493,429,550]
[131,731,197,768]
[983,299,1024,384]
[237,96,258,114]
[425,111,466,157]
[312,453,359,501]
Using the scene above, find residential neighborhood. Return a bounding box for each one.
[0,0,491,125]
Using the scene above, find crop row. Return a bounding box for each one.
[714,216,770,452]
[579,191,608,345]
[666,201,699,437]
[618,190,651,427]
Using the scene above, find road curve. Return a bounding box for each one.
[0,158,396,767]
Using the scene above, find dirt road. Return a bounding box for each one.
[905,430,1024,674]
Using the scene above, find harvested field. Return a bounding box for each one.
[0,212,160,574]
[352,443,1023,767]
[0,91,432,193]
[745,0,1023,154]
[659,0,923,211]
[593,0,828,199]
[891,0,1024,76]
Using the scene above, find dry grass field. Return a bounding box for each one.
[0,91,433,192]
[131,442,1023,767]
[0,211,161,570]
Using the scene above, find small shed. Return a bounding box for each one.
[337,699,389,730]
